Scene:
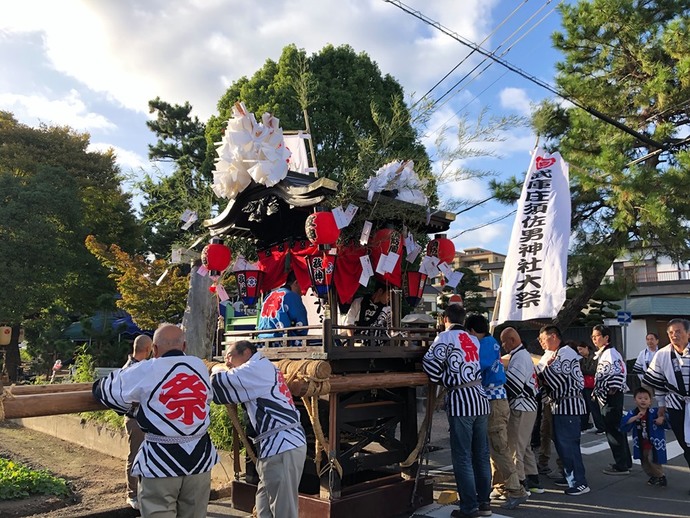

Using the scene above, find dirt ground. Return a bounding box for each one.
[0,420,133,517]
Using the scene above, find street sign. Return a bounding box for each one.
[617,311,632,325]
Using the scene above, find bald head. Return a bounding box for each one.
[132,334,153,361]
[152,323,185,357]
[500,327,522,353]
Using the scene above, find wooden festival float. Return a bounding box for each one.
[0,106,457,518]
[203,167,456,518]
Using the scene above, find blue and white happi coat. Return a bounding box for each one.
[422,325,490,417]
[620,407,669,464]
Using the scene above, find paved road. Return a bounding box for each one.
[207,395,690,517]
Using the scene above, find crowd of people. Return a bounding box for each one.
[91,279,690,518]
[423,306,688,518]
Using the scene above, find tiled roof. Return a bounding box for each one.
[614,296,690,316]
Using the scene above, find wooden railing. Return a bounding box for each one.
[221,320,438,361]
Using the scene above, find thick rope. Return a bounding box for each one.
[0,386,15,421]
[276,359,342,478]
[225,403,257,465]
[209,358,341,476]
[399,385,442,468]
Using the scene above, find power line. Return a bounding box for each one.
[420,0,531,103]
[450,210,517,238]
[432,0,556,111]
[384,0,668,151]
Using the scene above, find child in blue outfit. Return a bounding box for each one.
[620,386,669,486]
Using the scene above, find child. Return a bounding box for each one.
[620,386,669,486]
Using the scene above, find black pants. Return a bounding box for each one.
[667,407,690,469]
[601,391,632,470]
[581,387,605,431]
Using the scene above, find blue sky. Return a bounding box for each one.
[0,0,567,255]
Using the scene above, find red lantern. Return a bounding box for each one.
[306,253,336,299]
[233,269,264,306]
[404,271,428,308]
[427,234,455,264]
[202,238,232,276]
[305,211,340,246]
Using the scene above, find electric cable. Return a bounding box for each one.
[419,0,531,103]
[384,0,667,151]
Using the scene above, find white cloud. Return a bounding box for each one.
[0,0,498,119]
[88,142,147,171]
[499,87,532,116]
[449,212,514,255]
[0,90,115,131]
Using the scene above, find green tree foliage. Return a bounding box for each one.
[0,112,140,380]
[22,305,75,376]
[140,99,214,257]
[492,0,690,328]
[208,44,431,183]
[85,235,189,330]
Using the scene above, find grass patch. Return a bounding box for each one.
[0,457,70,500]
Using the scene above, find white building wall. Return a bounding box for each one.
[620,319,649,361]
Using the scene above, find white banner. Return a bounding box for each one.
[496,149,570,325]
[284,132,314,174]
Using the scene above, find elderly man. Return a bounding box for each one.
[423,304,491,518]
[122,334,153,510]
[211,340,307,518]
[93,323,218,518]
[643,318,690,490]
[500,327,542,495]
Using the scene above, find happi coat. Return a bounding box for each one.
[211,351,306,459]
[93,350,219,478]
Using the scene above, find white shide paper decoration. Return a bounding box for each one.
[212,102,292,199]
[364,160,428,206]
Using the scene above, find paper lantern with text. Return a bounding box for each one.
[234,270,264,306]
[202,238,232,276]
[426,234,455,264]
[305,211,340,246]
[306,253,336,299]
[404,271,428,308]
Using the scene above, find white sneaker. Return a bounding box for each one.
[126,497,139,510]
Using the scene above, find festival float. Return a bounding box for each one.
[203,103,456,517]
[0,103,458,518]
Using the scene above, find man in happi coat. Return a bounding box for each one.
[423,304,491,518]
[93,323,218,518]
[211,340,307,518]
[643,318,690,488]
[536,325,589,496]
[257,270,308,346]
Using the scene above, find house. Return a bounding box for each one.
[602,253,690,360]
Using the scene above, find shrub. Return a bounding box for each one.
[0,458,70,500]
